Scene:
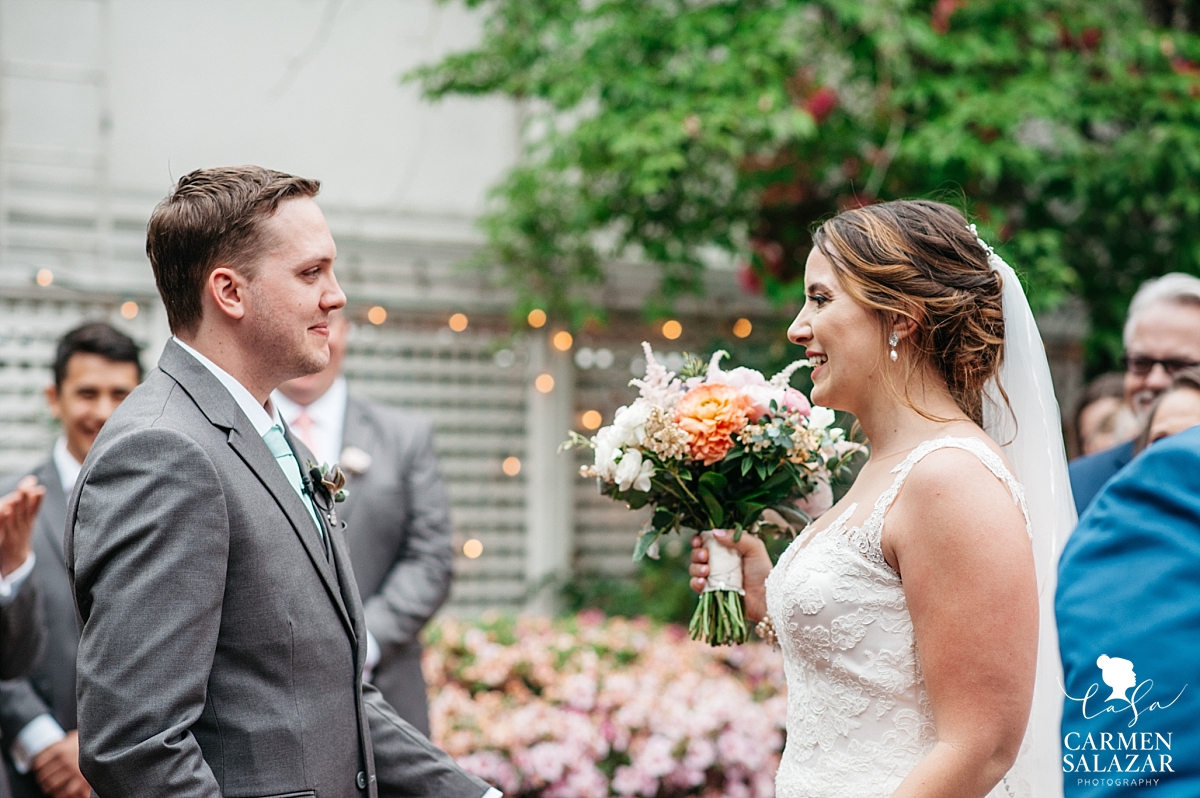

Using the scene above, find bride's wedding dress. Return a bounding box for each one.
[765,436,1032,798]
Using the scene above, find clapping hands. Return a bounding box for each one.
[0,476,46,577]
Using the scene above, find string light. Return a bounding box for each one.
[463,539,484,559]
[502,456,521,476]
[527,309,547,328]
[36,269,53,287]
[581,410,602,430]
[733,318,753,338]
[552,331,573,351]
[367,306,387,325]
[449,313,469,332]
[661,320,682,340]
[535,374,555,393]
[120,301,139,320]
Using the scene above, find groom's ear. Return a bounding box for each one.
[206,265,248,322]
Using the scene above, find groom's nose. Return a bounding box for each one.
[321,274,347,312]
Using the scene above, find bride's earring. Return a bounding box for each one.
[888,332,899,362]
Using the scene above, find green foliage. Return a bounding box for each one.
[412,0,1200,368]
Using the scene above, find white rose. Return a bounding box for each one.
[808,406,836,430]
[593,426,624,481]
[612,401,652,446]
[614,449,655,492]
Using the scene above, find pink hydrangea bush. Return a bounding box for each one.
[424,611,786,798]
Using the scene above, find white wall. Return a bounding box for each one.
[0,0,520,295]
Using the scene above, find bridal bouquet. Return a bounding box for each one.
[568,343,859,645]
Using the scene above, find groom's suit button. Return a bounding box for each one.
[356,771,367,789]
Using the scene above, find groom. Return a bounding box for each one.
[66,166,494,798]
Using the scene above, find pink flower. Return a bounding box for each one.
[794,477,833,519]
[611,764,659,797]
[781,387,811,415]
[545,762,610,798]
[458,752,519,795]
[636,735,677,778]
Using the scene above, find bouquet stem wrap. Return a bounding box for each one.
[689,530,748,645]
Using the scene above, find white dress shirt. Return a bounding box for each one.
[272,377,348,466]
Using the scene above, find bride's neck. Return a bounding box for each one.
[853,373,973,458]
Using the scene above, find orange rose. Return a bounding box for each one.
[674,383,752,465]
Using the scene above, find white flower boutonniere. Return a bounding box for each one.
[339,446,372,476]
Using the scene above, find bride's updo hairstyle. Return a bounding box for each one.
[813,199,1005,425]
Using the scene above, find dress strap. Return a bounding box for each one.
[865,437,1032,543]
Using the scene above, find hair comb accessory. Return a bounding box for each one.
[967,223,996,259]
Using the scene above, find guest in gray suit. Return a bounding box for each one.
[66,167,495,798]
[275,311,452,737]
[1,477,47,798]
[0,322,141,798]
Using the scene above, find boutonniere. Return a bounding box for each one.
[306,461,348,525]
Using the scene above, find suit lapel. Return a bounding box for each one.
[34,459,68,568]
[158,341,355,639]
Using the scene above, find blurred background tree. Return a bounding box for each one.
[412,0,1200,371]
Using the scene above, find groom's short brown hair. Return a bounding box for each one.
[147,165,321,335]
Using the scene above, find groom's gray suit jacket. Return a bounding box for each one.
[65,341,488,798]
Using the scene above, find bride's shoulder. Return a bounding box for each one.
[888,436,1025,530]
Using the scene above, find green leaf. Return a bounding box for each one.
[652,507,676,531]
[633,527,664,561]
[698,471,728,492]
[700,490,725,529]
[741,456,754,477]
[623,490,650,510]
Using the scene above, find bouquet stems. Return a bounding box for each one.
[688,530,749,646]
[689,589,748,646]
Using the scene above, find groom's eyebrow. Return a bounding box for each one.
[806,282,833,294]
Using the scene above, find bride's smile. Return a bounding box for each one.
[787,245,894,415]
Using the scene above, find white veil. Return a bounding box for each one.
[976,227,1076,798]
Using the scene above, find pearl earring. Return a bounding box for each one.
[888,332,899,362]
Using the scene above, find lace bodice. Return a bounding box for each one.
[764,437,1031,798]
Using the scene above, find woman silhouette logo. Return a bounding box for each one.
[1096,655,1137,704]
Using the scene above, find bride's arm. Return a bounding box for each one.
[882,448,1038,798]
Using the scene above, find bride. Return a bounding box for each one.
[690,200,1075,797]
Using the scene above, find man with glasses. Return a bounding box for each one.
[1068,272,1200,514]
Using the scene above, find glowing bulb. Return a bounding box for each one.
[35,269,54,287]
[463,539,484,559]
[581,410,602,430]
[120,301,139,319]
[367,306,387,325]
[527,309,547,328]
[502,456,522,476]
[535,374,555,393]
[733,318,753,338]
[552,331,573,351]
[449,313,469,332]
[661,320,682,340]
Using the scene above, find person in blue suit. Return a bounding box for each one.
[1057,422,1200,796]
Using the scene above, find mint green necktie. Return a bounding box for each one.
[262,425,325,546]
